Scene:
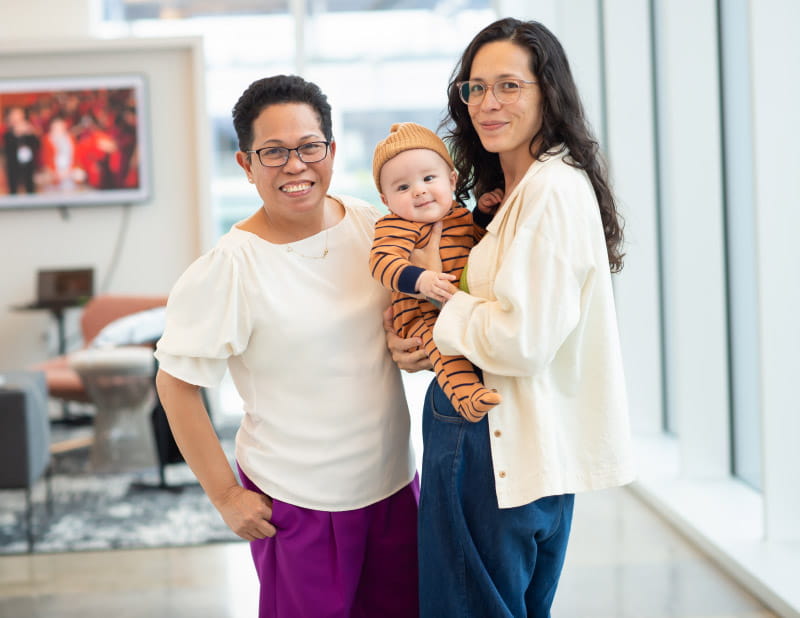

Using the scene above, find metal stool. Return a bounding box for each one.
[70,347,158,474]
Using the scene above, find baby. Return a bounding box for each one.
[370,122,501,422]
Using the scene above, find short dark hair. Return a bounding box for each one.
[232,75,333,153]
[444,18,624,272]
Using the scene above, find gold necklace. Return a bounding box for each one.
[285,229,329,259]
[262,205,330,259]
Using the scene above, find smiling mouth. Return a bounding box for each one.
[281,182,312,193]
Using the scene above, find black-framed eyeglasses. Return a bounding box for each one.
[456,79,538,106]
[246,141,330,167]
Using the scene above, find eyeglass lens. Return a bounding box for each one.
[459,80,523,105]
[258,141,328,166]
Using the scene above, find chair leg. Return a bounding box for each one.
[158,460,167,488]
[45,465,54,516]
[25,487,34,553]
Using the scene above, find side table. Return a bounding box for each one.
[69,346,159,474]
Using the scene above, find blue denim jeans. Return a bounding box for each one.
[418,377,574,618]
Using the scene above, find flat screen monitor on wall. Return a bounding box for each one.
[0,74,150,210]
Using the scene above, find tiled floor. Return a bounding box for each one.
[552,489,776,618]
[0,487,777,618]
[0,373,779,617]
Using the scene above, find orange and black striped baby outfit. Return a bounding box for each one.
[370,203,501,422]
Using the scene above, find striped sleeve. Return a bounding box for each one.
[369,214,423,294]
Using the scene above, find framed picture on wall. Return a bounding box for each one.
[0,73,150,210]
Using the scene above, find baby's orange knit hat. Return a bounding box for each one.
[372,122,455,192]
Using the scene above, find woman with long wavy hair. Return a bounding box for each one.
[415,17,635,616]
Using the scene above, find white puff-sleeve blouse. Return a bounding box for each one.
[155,196,416,511]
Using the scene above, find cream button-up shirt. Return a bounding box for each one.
[433,149,635,508]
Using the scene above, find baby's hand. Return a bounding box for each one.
[476,188,504,215]
[416,270,458,303]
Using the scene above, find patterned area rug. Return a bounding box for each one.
[0,417,242,555]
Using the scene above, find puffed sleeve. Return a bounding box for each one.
[154,247,252,387]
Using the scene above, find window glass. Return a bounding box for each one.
[719,0,761,489]
[100,0,495,236]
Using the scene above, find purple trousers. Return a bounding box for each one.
[238,465,420,618]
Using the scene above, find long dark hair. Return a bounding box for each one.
[443,18,624,272]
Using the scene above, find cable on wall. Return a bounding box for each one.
[98,203,132,294]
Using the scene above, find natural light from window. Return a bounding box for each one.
[98,1,496,237]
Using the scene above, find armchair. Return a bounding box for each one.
[29,294,168,410]
[0,370,52,552]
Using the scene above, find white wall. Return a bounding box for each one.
[0,0,96,38]
[0,37,212,370]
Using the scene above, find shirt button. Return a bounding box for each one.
[493,430,502,437]
[498,471,506,479]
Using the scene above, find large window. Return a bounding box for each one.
[99,0,496,236]
[718,0,761,490]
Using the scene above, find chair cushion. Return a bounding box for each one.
[90,306,166,348]
[27,295,167,404]
[39,366,86,394]
[81,295,167,344]
[29,358,89,400]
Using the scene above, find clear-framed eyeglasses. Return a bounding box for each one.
[456,79,538,106]
[247,141,330,167]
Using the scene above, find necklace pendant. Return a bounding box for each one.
[285,230,329,259]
